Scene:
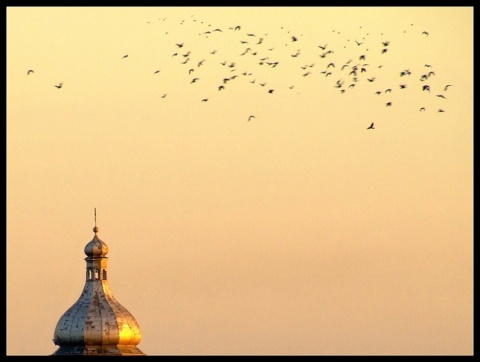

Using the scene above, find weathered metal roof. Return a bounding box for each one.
[51,227,145,356]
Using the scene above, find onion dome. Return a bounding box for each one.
[51,223,145,356]
[84,226,108,257]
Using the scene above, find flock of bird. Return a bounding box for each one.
[26,13,453,130]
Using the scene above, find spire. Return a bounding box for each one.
[93,208,98,234]
[51,218,144,355]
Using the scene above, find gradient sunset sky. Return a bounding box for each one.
[7,6,473,355]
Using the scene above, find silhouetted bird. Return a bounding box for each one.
[422,31,429,36]
[122,54,128,59]
[444,84,453,91]
[436,94,446,99]
[422,85,430,91]
[367,122,375,129]
[386,102,392,107]
[438,109,445,112]
[175,43,184,48]
[248,115,255,121]
[27,69,34,75]
[54,82,63,89]
[420,107,426,111]
[291,35,298,42]
[201,98,208,102]
[154,70,160,74]
[268,89,274,93]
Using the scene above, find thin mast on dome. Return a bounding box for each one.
[94,208,98,233]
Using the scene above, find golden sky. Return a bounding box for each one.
[7,6,473,355]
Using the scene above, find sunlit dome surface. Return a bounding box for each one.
[52,227,144,356]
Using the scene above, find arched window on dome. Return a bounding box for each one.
[94,269,99,280]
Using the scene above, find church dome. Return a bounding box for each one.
[84,227,108,257]
[52,222,144,356]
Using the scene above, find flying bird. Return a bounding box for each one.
[27,69,34,75]
[367,122,375,129]
[54,82,63,89]
[291,35,298,42]
[122,54,128,59]
[436,94,446,99]
[422,31,429,36]
[154,70,160,74]
[444,84,453,91]
[248,115,255,121]
[420,107,426,111]
[201,98,208,102]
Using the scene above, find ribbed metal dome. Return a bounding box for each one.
[51,226,144,356]
[84,227,109,257]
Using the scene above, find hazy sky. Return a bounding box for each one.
[7,6,473,356]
